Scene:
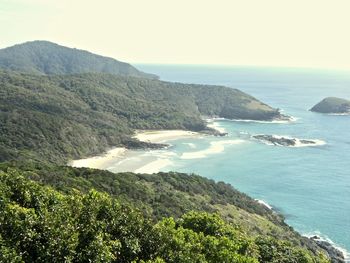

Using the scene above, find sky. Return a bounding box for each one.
[1,0,350,70]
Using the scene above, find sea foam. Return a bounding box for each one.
[183,142,197,149]
[255,199,273,210]
[180,139,244,159]
[206,119,227,133]
[230,116,298,124]
[304,232,350,262]
[253,134,326,148]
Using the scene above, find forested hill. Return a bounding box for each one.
[0,41,157,79]
[0,163,331,262]
[0,70,284,164]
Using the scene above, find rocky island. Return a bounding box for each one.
[310,97,350,114]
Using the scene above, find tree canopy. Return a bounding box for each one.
[0,168,330,263]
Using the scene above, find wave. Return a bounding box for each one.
[231,116,299,124]
[180,139,244,159]
[304,231,350,262]
[255,199,273,210]
[206,119,227,133]
[206,116,299,124]
[328,112,350,116]
[253,134,326,147]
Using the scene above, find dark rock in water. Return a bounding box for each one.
[300,139,316,144]
[201,127,228,137]
[273,113,294,122]
[310,97,350,114]
[310,236,346,263]
[122,138,168,150]
[253,135,316,147]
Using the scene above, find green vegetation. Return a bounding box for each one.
[0,162,284,224]
[0,69,281,164]
[0,41,157,79]
[310,97,350,114]
[0,41,329,262]
[0,167,330,262]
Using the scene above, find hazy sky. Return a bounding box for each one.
[1,0,350,70]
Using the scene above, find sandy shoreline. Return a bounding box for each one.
[69,129,201,172]
[134,129,199,143]
[69,147,126,169]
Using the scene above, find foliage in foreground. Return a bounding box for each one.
[0,169,329,263]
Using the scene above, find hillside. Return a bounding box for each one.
[0,41,157,79]
[0,41,333,262]
[0,163,331,262]
[310,97,350,114]
[0,70,285,164]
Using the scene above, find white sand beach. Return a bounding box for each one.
[70,147,126,169]
[69,129,201,173]
[133,129,199,143]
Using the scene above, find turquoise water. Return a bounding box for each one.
[137,65,350,255]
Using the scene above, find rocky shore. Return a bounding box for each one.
[310,236,346,263]
[122,137,169,150]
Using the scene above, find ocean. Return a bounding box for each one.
[135,64,350,257]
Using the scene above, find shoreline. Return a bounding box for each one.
[133,129,200,143]
[68,123,348,262]
[69,147,126,169]
[69,129,202,172]
[304,233,349,263]
[68,117,296,172]
[207,116,298,124]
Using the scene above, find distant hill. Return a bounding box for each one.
[0,70,284,163]
[0,40,157,78]
[310,97,350,114]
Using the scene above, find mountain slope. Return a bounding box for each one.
[0,41,157,78]
[0,70,284,164]
[0,163,331,262]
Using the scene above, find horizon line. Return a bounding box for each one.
[133,63,350,73]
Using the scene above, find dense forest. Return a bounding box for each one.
[0,164,330,262]
[0,69,282,164]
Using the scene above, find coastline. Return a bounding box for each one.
[133,129,200,143]
[69,117,292,172]
[69,148,126,169]
[69,129,201,173]
[304,233,349,263]
[207,116,298,124]
[68,122,348,262]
